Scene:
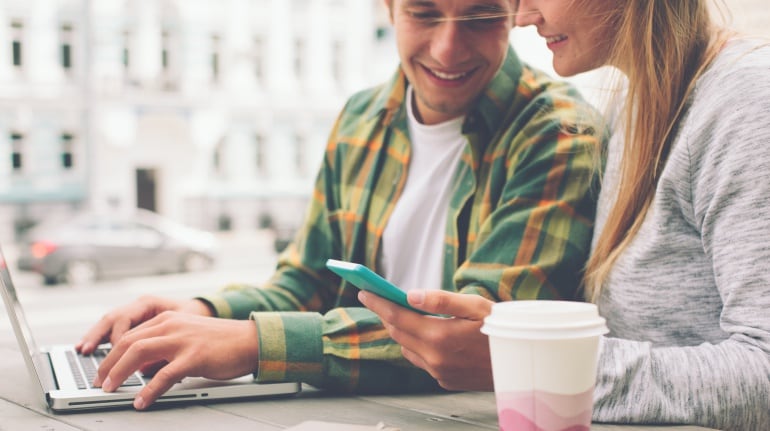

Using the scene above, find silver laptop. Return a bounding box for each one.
[0,247,301,412]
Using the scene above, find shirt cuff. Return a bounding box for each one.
[195,294,233,318]
[250,311,324,386]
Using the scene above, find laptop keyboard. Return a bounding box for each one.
[65,347,143,390]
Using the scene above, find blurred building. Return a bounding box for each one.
[0,0,396,240]
[0,0,765,242]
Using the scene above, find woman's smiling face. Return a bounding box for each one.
[514,0,621,76]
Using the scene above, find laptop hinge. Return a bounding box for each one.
[43,351,61,390]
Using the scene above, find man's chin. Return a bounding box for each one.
[426,101,472,120]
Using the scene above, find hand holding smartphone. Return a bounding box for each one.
[326,259,434,315]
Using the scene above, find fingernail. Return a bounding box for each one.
[81,342,92,352]
[101,377,112,392]
[134,396,146,410]
[409,290,425,305]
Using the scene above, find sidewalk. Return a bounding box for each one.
[210,228,280,270]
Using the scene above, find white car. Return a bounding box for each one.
[17,209,218,285]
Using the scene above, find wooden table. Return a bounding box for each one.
[0,268,719,431]
[0,345,719,431]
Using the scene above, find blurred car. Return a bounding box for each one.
[272,225,297,253]
[17,209,218,285]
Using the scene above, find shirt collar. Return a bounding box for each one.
[369,45,524,136]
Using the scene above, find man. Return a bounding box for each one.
[78,0,603,410]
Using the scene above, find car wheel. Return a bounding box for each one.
[181,253,211,273]
[64,259,99,285]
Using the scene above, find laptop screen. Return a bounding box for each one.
[0,247,56,397]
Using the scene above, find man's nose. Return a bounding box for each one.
[431,20,470,66]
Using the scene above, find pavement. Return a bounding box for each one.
[0,229,283,347]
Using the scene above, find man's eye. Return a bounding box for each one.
[407,11,441,24]
[464,15,507,30]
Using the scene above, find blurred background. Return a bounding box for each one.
[0,0,767,289]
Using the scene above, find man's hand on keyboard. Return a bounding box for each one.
[76,295,214,356]
[91,311,259,410]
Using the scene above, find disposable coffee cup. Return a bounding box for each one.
[481,300,608,431]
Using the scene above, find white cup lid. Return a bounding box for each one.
[481,300,608,339]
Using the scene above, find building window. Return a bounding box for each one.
[211,34,220,83]
[60,23,74,71]
[160,29,179,90]
[161,30,170,72]
[332,40,344,87]
[375,27,389,40]
[293,38,304,81]
[212,137,226,176]
[294,133,305,175]
[122,30,131,69]
[212,147,221,173]
[10,132,23,171]
[253,36,264,83]
[11,21,23,68]
[61,133,74,169]
[255,133,266,175]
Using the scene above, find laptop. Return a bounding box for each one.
[0,246,301,412]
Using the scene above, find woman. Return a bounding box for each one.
[360,1,770,429]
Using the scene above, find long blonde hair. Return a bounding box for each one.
[584,1,733,301]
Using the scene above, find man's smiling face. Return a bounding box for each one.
[388,0,514,124]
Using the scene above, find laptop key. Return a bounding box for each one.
[65,350,87,390]
[74,349,143,388]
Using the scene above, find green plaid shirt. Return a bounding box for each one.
[200,47,604,393]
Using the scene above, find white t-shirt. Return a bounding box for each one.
[380,86,467,292]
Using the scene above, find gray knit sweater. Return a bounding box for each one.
[591,40,770,430]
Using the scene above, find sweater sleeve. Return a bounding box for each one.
[592,43,770,431]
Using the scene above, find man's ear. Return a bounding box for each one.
[384,0,394,24]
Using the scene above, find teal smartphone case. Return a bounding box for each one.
[326,259,432,315]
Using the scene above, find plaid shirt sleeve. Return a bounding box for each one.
[450,60,602,302]
[199,101,444,391]
[198,46,605,393]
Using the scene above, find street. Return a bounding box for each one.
[0,230,280,347]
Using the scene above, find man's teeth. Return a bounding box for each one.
[431,69,468,80]
[546,35,567,44]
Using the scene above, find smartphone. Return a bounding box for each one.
[326,259,433,315]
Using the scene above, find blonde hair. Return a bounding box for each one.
[584,0,733,301]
